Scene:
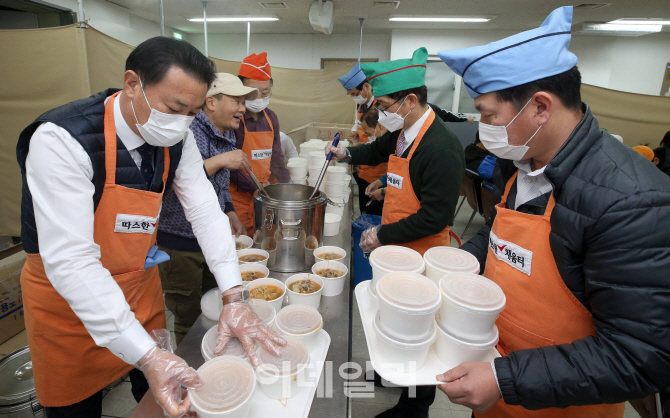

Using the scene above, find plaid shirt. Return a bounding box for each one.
[158,111,236,239]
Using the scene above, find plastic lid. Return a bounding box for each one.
[439,273,506,312]
[202,326,248,361]
[370,245,425,273]
[191,356,255,412]
[373,313,436,349]
[275,305,322,335]
[200,288,223,321]
[424,247,480,274]
[376,272,440,311]
[250,299,276,325]
[435,313,500,346]
[0,347,35,406]
[256,337,309,376]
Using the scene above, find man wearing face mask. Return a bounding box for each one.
[232,52,290,235]
[328,48,464,254]
[338,62,388,216]
[434,6,670,417]
[157,73,258,345]
[16,38,285,418]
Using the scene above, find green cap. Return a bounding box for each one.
[361,47,428,97]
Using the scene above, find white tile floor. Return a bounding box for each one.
[0,187,643,418]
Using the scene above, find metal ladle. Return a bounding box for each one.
[309,132,341,200]
[249,170,270,198]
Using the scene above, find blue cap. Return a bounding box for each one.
[438,6,578,98]
[338,62,367,91]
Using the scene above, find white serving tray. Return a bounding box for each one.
[355,281,499,386]
[246,329,331,418]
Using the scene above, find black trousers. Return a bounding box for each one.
[395,385,437,415]
[353,171,384,216]
[45,369,149,418]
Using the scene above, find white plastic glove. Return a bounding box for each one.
[136,346,203,418]
[324,141,347,161]
[215,300,287,367]
[360,225,382,253]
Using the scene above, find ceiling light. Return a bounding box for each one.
[578,22,662,36]
[608,18,670,25]
[188,17,279,22]
[389,17,490,23]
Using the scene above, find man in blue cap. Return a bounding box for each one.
[435,6,670,417]
[338,62,387,216]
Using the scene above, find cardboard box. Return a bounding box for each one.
[287,122,353,148]
[0,250,26,345]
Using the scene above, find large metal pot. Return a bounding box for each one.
[253,184,328,272]
[0,347,43,417]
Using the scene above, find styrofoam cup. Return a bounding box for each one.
[304,236,319,265]
[240,263,270,284]
[344,174,352,184]
[373,312,436,370]
[233,235,253,252]
[435,315,499,366]
[291,176,307,185]
[326,197,345,217]
[309,151,326,167]
[376,272,441,341]
[313,246,346,263]
[299,143,315,156]
[325,166,346,184]
[275,305,323,351]
[307,177,326,192]
[247,278,286,313]
[369,246,425,294]
[323,214,341,236]
[325,182,345,197]
[237,249,270,266]
[308,165,322,179]
[311,260,348,297]
[285,273,324,309]
[438,273,506,341]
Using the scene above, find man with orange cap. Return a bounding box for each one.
[232,52,290,235]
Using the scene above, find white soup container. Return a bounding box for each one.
[373,312,436,370]
[326,197,345,217]
[325,181,346,197]
[438,272,506,341]
[274,304,323,351]
[308,165,322,179]
[200,288,222,321]
[309,151,326,167]
[256,337,310,401]
[323,214,341,236]
[250,299,276,329]
[287,158,307,178]
[189,356,256,418]
[201,326,249,362]
[291,176,307,185]
[369,245,425,297]
[424,246,480,283]
[247,278,286,313]
[313,245,346,263]
[311,260,348,297]
[285,273,324,309]
[233,235,253,252]
[325,166,346,183]
[239,263,270,284]
[435,314,499,367]
[376,271,441,341]
[237,248,270,266]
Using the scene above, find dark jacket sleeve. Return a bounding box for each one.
[348,131,397,167]
[495,186,670,409]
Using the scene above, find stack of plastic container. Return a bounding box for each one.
[435,272,505,367]
[307,151,327,192]
[368,246,425,301]
[287,157,307,185]
[373,271,440,369]
[324,166,347,217]
[423,247,480,283]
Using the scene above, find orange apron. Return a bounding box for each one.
[356,100,388,183]
[381,109,459,256]
[478,172,624,418]
[21,91,167,407]
[230,110,274,236]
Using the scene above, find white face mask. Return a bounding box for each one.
[478,98,543,161]
[246,96,270,113]
[131,79,194,147]
[352,93,367,105]
[377,96,412,132]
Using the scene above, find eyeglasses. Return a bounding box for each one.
[374,96,406,116]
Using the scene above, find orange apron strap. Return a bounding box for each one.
[103,92,122,185]
[262,109,274,133]
[406,109,435,161]
[450,229,462,247]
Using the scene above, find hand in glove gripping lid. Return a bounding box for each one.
[215,287,287,366]
[135,330,203,418]
[325,141,347,161]
[360,225,382,253]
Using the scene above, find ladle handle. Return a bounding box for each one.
[326,133,341,161]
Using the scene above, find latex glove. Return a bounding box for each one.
[227,212,247,237]
[324,141,347,161]
[219,149,253,174]
[216,296,287,367]
[348,131,359,140]
[436,362,501,414]
[136,346,203,418]
[144,246,170,269]
[369,188,384,201]
[365,179,383,196]
[360,225,382,253]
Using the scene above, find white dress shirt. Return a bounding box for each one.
[25,92,241,365]
[279,131,299,159]
[512,159,553,210]
[400,106,433,155]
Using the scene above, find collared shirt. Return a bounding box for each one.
[352,95,375,132]
[512,159,553,210]
[400,106,433,155]
[25,92,241,365]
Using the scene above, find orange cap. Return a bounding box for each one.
[633,145,654,161]
[238,52,272,81]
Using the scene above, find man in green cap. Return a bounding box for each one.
[327,47,465,418]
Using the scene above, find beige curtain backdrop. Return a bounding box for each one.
[1,23,669,235]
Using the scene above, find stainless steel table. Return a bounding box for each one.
[131,203,354,418]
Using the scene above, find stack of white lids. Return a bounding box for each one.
[370,245,425,272]
[190,356,255,413]
[275,305,322,335]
